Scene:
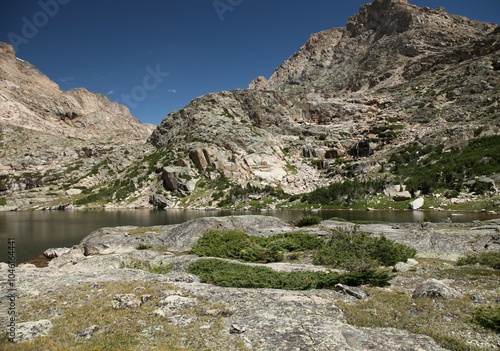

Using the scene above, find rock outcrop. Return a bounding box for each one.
[147,0,500,207]
[1,216,498,349]
[0,42,155,209]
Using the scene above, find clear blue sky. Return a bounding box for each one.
[1,0,499,125]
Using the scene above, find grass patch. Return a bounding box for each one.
[187,259,392,289]
[0,280,245,351]
[472,305,500,333]
[190,230,324,264]
[338,289,493,351]
[457,251,500,270]
[295,215,322,227]
[0,197,6,206]
[121,260,172,274]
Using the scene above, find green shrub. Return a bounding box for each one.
[187,259,392,289]
[314,231,416,271]
[390,136,500,195]
[265,232,324,252]
[191,230,324,264]
[295,216,322,227]
[302,179,386,206]
[136,243,153,250]
[457,251,500,269]
[472,306,500,332]
[0,197,6,206]
[190,230,283,263]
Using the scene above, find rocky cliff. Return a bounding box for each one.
[0,42,155,209]
[146,0,499,209]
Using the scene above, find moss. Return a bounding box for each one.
[0,197,6,206]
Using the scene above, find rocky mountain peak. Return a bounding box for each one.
[346,0,413,38]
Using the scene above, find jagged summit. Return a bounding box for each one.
[250,0,497,95]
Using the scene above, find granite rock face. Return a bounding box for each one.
[0,42,155,209]
[148,0,500,205]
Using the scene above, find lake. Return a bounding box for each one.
[0,209,498,263]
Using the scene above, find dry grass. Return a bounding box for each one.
[1,280,247,351]
[338,258,500,351]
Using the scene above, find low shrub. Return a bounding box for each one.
[136,243,153,250]
[190,230,283,263]
[314,231,416,271]
[266,232,324,252]
[457,251,500,270]
[472,305,500,332]
[191,230,324,264]
[295,216,322,227]
[187,259,392,289]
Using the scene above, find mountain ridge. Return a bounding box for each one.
[1,0,499,211]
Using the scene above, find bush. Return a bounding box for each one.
[0,197,6,206]
[136,243,153,250]
[190,230,283,263]
[295,216,322,227]
[472,306,500,332]
[191,230,324,263]
[302,179,386,206]
[314,231,416,271]
[187,259,392,289]
[390,136,500,195]
[457,251,500,269]
[266,232,324,252]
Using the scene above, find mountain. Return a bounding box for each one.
[0,42,155,209]
[1,0,499,211]
[146,0,499,209]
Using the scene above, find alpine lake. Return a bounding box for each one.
[0,209,498,264]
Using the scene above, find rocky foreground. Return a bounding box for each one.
[1,216,499,350]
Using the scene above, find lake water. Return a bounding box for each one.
[0,209,498,263]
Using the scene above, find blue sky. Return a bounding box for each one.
[1,1,499,125]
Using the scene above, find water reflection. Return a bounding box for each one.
[0,209,497,263]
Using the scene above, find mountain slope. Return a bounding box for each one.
[0,42,155,210]
[144,0,499,209]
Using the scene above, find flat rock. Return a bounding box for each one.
[8,319,52,343]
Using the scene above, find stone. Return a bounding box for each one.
[9,319,52,343]
[112,294,143,309]
[149,194,169,209]
[393,191,412,201]
[412,279,462,299]
[409,197,425,210]
[229,324,247,334]
[335,284,368,299]
[76,325,100,339]
[43,247,71,259]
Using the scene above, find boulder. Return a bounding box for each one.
[112,294,143,309]
[409,197,425,210]
[149,194,169,209]
[393,191,412,201]
[43,247,71,259]
[412,279,462,299]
